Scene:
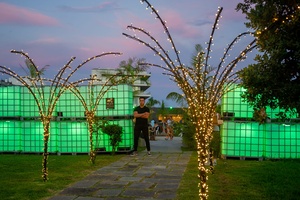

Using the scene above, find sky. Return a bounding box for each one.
[0,0,256,107]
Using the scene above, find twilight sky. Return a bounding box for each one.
[0,0,256,107]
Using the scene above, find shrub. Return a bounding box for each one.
[101,124,123,154]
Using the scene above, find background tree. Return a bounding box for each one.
[166,92,187,107]
[146,97,161,120]
[117,57,150,90]
[21,58,49,78]
[157,100,168,121]
[236,0,300,119]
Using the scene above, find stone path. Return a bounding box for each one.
[48,136,192,200]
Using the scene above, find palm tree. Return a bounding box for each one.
[117,57,150,86]
[146,97,161,120]
[21,58,49,78]
[166,92,186,107]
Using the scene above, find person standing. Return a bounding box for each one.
[165,117,174,140]
[131,97,151,156]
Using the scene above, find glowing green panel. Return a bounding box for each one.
[57,122,89,153]
[0,121,21,151]
[221,122,266,157]
[0,87,21,116]
[22,121,43,152]
[0,84,134,154]
[222,122,300,159]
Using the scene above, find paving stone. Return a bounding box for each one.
[128,182,155,189]
[118,176,143,182]
[94,188,123,197]
[93,182,127,189]
[59,187,98,196]
[71,179,99,188]
[121,188,156,198]
[49,137,192,200]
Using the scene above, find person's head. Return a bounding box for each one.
[139,97,146,107]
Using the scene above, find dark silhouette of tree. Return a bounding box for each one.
[237,0,300,118]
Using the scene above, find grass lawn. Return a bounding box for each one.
[0,154,124,200]
[1,152,300,200]
[177,151,300,200]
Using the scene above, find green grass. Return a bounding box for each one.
[2,152,300,200]
[177,151,300,200]
[0,154,124,200]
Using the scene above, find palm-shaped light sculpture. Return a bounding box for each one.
[67,69,132,163]
[0,50,121,181]
[123,1,256,199]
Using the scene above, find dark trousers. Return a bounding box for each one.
[134,124,150,152]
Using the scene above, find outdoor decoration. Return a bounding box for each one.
[123,0,256,199]
[0,50,121,181]
[68,71,128,163]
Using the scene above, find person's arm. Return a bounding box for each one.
[134,111,140,118]
[134,111,149,119]
[141,112,149,119]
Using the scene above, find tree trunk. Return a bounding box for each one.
[195,118,214,200]
[42,122,50,182]
[86,111,96,164]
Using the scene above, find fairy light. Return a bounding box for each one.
[0,50,122,181]
[67,68,130,164]
[123,1,257,199]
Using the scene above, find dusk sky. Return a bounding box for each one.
[0,0,257,107]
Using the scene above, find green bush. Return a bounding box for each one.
[101,124,123,154]
[181,121,197,150]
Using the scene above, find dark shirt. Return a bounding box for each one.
[134,106,150,126]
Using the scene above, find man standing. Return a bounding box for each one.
[131,97,151,156]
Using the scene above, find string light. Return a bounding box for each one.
[123,1,257,199]
[0,50,122,181]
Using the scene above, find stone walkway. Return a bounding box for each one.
[48,136,192,200]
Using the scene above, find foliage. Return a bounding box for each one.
[117,57,150,86]
[166,92,187,107]
[180,117,197,150]
[93,117,108,149]
[157,100,168,119]
[146,97,161,120]
[209,130,221,158]
[146,97,161,108]
[20,58,49,78]
[236,0,300,116]
[101,124,123,154]
[253,107,268,124]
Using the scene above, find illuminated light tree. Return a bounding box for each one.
[123,0,256,199]
[67,71,131,163]
[0,50,121,181]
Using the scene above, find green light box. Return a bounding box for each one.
[221,85,300,159]
[0,84,134,154]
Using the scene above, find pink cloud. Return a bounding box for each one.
[0,2,59,26]
[162,10,201,38]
